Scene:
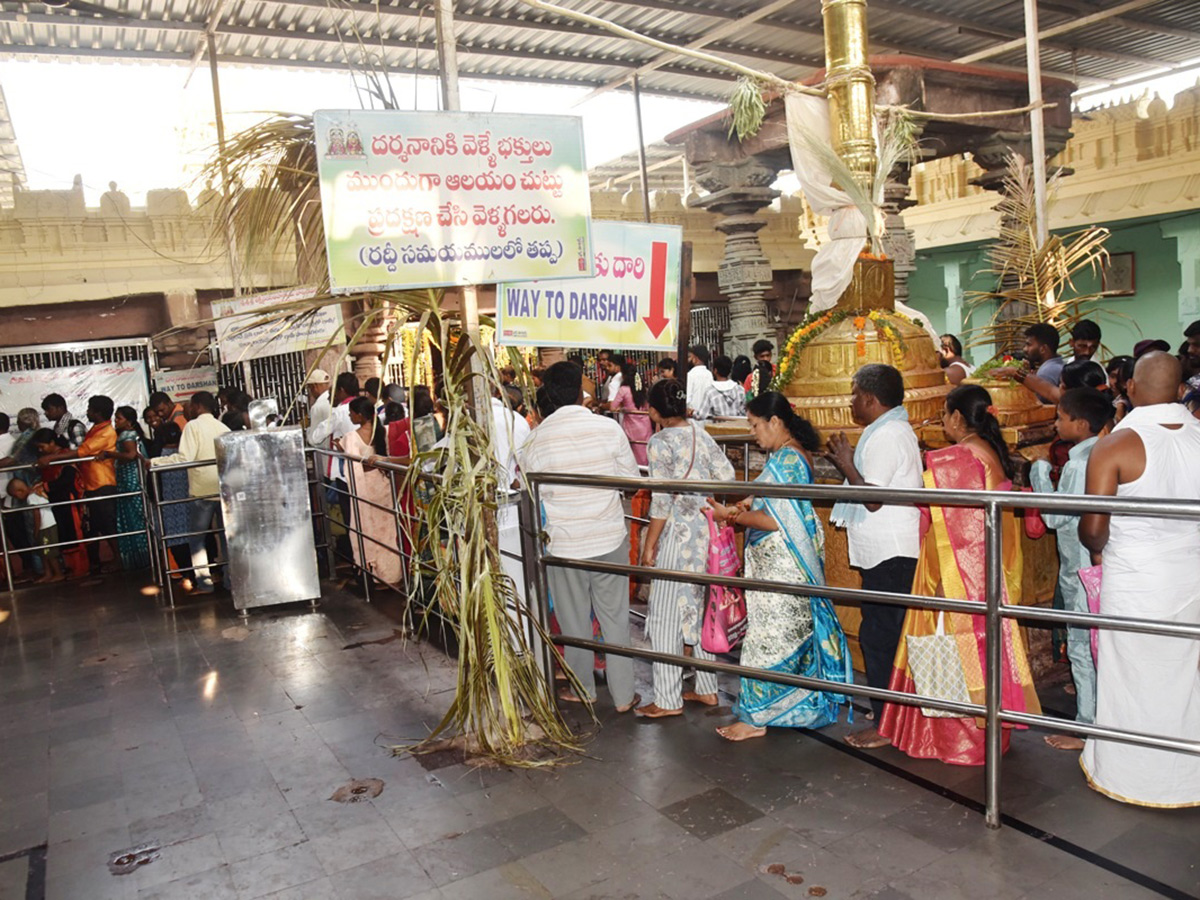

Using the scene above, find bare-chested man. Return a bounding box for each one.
[1079,351,1200,807]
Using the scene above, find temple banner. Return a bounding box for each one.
[0,363,148,419]
[496,221,682,350]
[214,287,342,362]
[314,110,593,293]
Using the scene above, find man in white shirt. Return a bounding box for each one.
[305,369,332,448]
[150,391,231,594]
[824,364,923,749]
[685,345,714,416]
[492,387,532,606]
[307,372,359,559]
[518,361,641,713]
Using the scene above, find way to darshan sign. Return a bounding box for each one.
[496,220,683,351]
[314,110,594,293]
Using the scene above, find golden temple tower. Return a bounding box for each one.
[779,0,950,436]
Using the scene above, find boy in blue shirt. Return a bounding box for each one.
[1030,387,1112,750]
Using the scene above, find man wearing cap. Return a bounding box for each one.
[305,369,332,450]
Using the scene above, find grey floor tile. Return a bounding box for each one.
[132,833,227,893]
[707,880,788,900]
[486,806,587,858]
[262,875,340,899]
[880,797,982,854]
[216,809,306,865]
[436,861,552,900]
[135,863,237,900]
[412,828,517,887]
[518,834,625,897]
[48,773,126,815]
[1096,823,1200,895]
[329,852,440,900]
[308,821,406,877]
[379,796,477,850]
[659,787,765,840]
[228,841,325,899]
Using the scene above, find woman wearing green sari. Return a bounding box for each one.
[709,391,853,741]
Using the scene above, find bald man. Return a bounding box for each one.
[1079,352,1200,808]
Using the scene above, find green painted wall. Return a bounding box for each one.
[906,211,1196,365]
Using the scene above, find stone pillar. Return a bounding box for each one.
[692,156,782,358]
[346,299,390,381]
[880,160,920,307]
[1161,213,1200,328]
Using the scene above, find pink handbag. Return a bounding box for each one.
[1078,564,1103,664]
[701,507,748,653]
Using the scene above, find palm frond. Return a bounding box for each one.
[188,113,587,767]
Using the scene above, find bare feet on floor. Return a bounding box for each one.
[635,703,682,718]
[844,726,892,749]
[716,722,767,742]
[1044,733,1085,751]
[615,693,642,714]
[682,691,718,706]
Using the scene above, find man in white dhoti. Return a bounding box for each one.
[1080,352,1200,807]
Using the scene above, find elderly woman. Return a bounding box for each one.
[636,378,735,719]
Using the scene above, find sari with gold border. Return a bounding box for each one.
[878,444,1040,766]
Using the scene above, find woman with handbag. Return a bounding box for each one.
[877,385,1041,765]
[636,379,735,718]
[708,392,853,741]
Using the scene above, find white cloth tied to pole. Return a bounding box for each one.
[785,93,869,313]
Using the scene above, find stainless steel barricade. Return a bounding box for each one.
[519,470,1200,830]
[0,457,157,588]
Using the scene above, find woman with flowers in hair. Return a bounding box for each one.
[878,384,1041,765]
[609,356,652,466]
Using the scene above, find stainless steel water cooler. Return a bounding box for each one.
[214,419,321,613]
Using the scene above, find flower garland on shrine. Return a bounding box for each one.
[772,308,918,391]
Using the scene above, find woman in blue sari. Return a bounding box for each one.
[708,391,853,741]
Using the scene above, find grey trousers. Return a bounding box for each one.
[547,537,635,708]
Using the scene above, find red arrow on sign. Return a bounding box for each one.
[642,240,671,339]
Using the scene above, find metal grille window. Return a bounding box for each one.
[0,338,153,374]
[690,305,731,358]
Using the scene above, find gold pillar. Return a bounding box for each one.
[821,0,877,192]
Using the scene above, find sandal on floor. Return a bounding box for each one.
[635,703,682,718]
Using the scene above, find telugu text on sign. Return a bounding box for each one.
[314,111,594,293]
[497,221,682,351]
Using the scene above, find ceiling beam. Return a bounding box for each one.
[873,0,1182,70]
[575,0,801,102]
[954,0,1169,65]
[1,4,818,74]
[0,42,725,99]
[1039,0,1200,43]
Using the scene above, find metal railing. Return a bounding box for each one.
[520,469,1200,829]
[0,457,158,587]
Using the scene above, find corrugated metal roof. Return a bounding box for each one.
[0,0,1197,103]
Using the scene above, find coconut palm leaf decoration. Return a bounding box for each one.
[197,112,588,767]
[965,154,1111,355]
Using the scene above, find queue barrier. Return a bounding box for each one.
[520,469,1200,830]
[0,457,159,587]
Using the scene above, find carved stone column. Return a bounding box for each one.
[880,162,919,307]
[346,299,389,381]
[692,156,782,358]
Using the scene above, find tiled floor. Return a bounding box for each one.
[1,577,1198,900]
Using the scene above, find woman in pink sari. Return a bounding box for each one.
[878,385,1040,765]
[609,358,652,467]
